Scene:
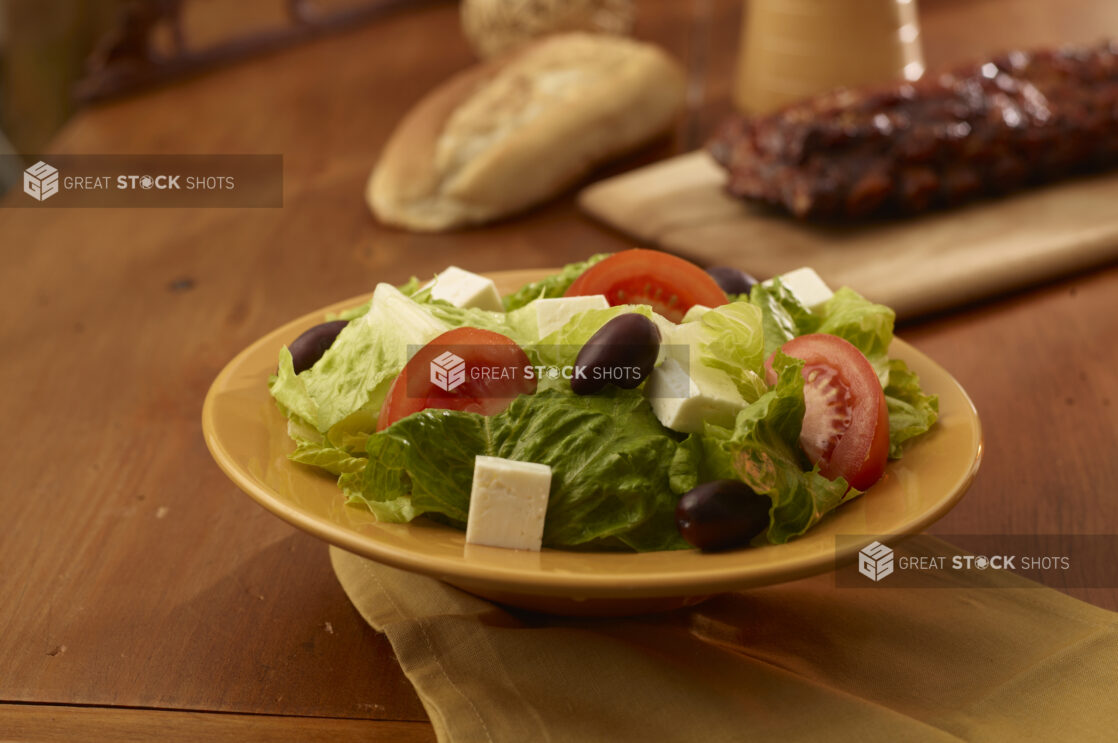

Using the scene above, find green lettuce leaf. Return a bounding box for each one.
[749,278,821,358]
[329,304,369,323]
[750,282,938,457]
[275,408,370,477]
[323,407,382,456]
[271,282,550,441]
[422,302,538,346]
[531,304,658,375]
[883,359,940,458]
[501,254,608,311]
[685,301,767,403]
[344,388,691,551]
[749,280,896,369]
[328,275,430,322]
[342,408,487,524]
[697,353,855,543]
[271,283,452,434]
[816,287,895,376]
[274,266,941,553]
[816,290,939,455]
[270,347,319,429]
[289,439,367,476]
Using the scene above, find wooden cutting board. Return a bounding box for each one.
[579,152,1118,319]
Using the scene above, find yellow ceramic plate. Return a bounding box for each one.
[203,269,982,614]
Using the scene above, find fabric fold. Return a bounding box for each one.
[330,538,1118,743]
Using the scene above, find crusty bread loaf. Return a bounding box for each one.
[367,33,685,232]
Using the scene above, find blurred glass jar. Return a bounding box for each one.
[734,0,924,113]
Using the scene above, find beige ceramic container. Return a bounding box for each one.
[734,0,925,113]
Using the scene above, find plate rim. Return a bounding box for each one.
[202,270,984,599]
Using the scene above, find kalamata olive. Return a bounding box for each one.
[571,313,661,395]
[705,266,758,297]
[289,320,348,374]
[676,480,771,551]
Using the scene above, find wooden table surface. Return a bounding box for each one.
[2,0,1116,740]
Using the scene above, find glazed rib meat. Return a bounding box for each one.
[708,41,1118,219]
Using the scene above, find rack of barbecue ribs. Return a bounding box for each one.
[708,41,1118,219]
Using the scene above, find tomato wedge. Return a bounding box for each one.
[765,334,890,491]
[564,249,728,322]
[377,327,535,431]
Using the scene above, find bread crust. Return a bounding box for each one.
[368,33,685,231]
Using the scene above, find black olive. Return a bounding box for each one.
[571,314,661,395]
[289,320,348,374]
[676,480,771,551]
[706,266,758,297]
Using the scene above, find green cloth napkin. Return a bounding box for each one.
[330,537,1118,743]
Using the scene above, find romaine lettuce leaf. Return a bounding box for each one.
[423,301,538,346]
[677,353,854,544]
[275,407,369,476]
[814,289,939,456]
[328,275,430,322]
[749,278,821,357]
[530,304,659,379]
[324,406,382,455]
[687,301,767,403]
[270,283,546,440]
[281,283,451,433]
[273,266,941,553]
[271,274,640,468]
[289,439,368,476]
[343,388,691,550]
[271,346,319,429]
[750,281,938,457]
[329,304,369,323]
[883,358,940,458]
[750,281,895,370]
[816,287,894,377]
[501,254,607,311]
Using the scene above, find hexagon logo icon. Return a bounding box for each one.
[430,350,466,392]
[858,540,894,582]
[24,161,59,202]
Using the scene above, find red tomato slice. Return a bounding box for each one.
[377,327,536,431]
[765,334,890,491]
[564,249,728,322]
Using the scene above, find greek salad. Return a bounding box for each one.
[269,250,938,552]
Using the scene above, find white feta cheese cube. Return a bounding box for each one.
[465,456,552,551]
[763,267,833,308]
[427,266,503,311]
[533,295,609,337]
[647,357,746,434]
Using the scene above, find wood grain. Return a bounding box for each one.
[0,0,680,725]
[0,704,436,743]
[579,154,1118,319]
[0,0,1115,741]
[907,266,1118,610]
